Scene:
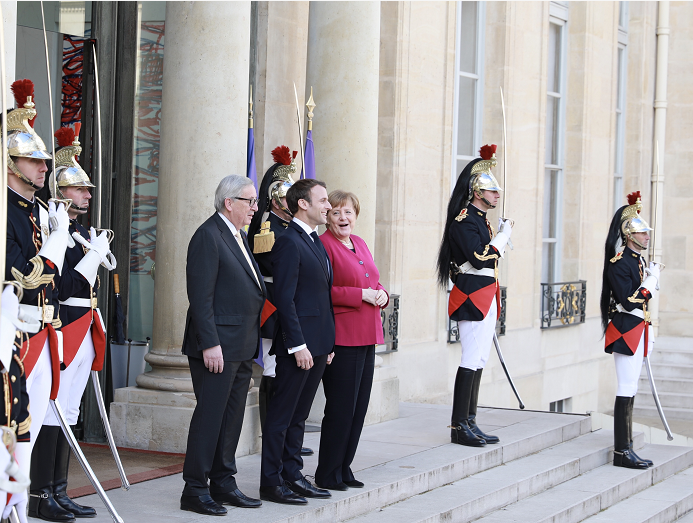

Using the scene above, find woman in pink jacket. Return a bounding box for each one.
[315,191,389,491]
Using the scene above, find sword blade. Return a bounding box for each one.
[92,45,103,229]
[493,332,525,409]
[50,399,125,523]
[92,370,130,490]
[644,356,674,441]
[40,2,57,197]
[293,83,305,177]
[500,86,508,218]
[0,3,8,283]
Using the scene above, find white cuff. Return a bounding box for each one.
[38,229,70,274]
[74,250,102,287]
[640,275,658,296]
[0,315,15,373]
[14,441,31,487]
[489,232,509,258]
[288,344,307,355]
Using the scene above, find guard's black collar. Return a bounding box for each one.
[7,187,34,214]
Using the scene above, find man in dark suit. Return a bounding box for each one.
[259,179,336,505]
[180,174,266,516]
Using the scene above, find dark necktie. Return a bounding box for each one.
[311,232,330,277]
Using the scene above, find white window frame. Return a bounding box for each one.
[451,1,486,192]
[542,4,568,284]
[614,2,628,211]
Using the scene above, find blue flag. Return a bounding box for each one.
[302,130,316,179]
[247,127,257,189]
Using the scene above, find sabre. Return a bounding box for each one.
[293,83,305,176]
[643,140,672,440]
[499,87,513,250]
[493,332,525,409]
[40,2,74,247]
[0,2,7,286]
[50,399,124,523]
[90,43,126,488]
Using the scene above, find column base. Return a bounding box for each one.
[110,386,261,455]
[307,353,400,426]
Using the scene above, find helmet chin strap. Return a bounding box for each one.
[274,199,293,218]
[8,158,41,190]
[475,191,497,210]
[627,233,647,251]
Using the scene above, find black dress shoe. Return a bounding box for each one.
[344,479,364,488]
[29,492,76,522]
[180,494,227,516]
[285,477,331,499]
[316,481,349,491]
[211,488,262,508]
[300,447,314,456]
[54,492,97,518]
[259,485,308,505]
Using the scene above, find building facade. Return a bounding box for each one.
[2,1,690,452]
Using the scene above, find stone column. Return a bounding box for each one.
[1,2,17,90]
[111,2,260,453]
[305,1,380,249]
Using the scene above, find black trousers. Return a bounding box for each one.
[182,357,252,496]
[315,345,375,486]
[260,353,327,486]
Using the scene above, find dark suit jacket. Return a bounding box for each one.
[182,213,266,361]
[271,220,335,358]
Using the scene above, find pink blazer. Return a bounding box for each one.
[321,230,389,347]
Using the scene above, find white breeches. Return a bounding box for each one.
[44,331,95,427]
[614,326,653,397]
[262,338,276,378]
[25,338,51,449]
[458,296,497,370]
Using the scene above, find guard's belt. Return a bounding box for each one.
[456,261,495,278]
[60,297,94,309]
[616,303,644,320]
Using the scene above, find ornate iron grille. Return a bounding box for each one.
[540,280,586,329]
[447,286,506,343]
[378,293,400,353]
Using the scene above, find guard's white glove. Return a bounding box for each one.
[0,441,10,517]
[88,227,110,263]
[0,286,20,372]
[498,218,513,238]
[74,227,115,286]
[38,202,70,274]
[3,441,30,523]
[1,285,19,321]
[645,262,661,290]
[640,275,658,296]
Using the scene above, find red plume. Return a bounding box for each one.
[292,150,298,159]
[74,122,81,137]
[10,79,36,127]
[55,127,75,148]
[271,145,292,166]
[627,191,641,207]
[479,144,497,160]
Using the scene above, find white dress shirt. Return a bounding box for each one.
[217,212,260,286]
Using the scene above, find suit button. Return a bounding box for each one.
[13,397,18,405]
[365,273,369,277]
[11,375,16,383]
[359,261,364,265]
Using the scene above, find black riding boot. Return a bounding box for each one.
[259,375,275,432]
[468,369,499,444]
[450,367,486,447]
[627,396,653,467]
[613,396,648,469]
[53,428,96,517]
[28,426,76,522]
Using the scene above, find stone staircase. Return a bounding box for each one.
[635,337,693,423]
[73,403,693,523]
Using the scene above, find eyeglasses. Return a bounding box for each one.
[232,197,259,207]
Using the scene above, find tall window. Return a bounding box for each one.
[451,1,485,189]
[542,3,568,284]
[614,2,628,211]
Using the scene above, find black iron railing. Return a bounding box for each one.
[540,280,586,329]
[447,286,506,343]
[378,293,400,353]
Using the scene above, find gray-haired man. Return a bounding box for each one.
[180,175,267,515]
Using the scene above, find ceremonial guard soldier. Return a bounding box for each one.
[248,146,313,457]
[4,79,71,521]
[436,145,513,447]
[600,191,659,469]
[31,126,114,521]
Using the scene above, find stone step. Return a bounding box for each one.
[639,377,693,395]
[474,444,693,523]
[637,391,693,410]
[344,430,633,523]
[581,466,693,523]
[643,363,693,380]
[677,509,693,522]
[650,349,693,366]
[634,405,693,422]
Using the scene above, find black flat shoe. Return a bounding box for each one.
[286,477,331,499]
[180,494,227,516]
[259,485,308,505]
[211,488,262,508]
[300,447,314,456]
[316,481,349,491]
[344,479,364,488]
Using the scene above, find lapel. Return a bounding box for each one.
[213,213,261,288]
[290,220,330,282]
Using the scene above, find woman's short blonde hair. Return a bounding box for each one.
[328,190,360,217]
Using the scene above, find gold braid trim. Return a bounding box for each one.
[627,289,645,304]
[11,256,54,290]
[474,244,499,262]
[454,209,468,222]
[610,251,623,263]
[51,317,62,329]
[18,415,31,436]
